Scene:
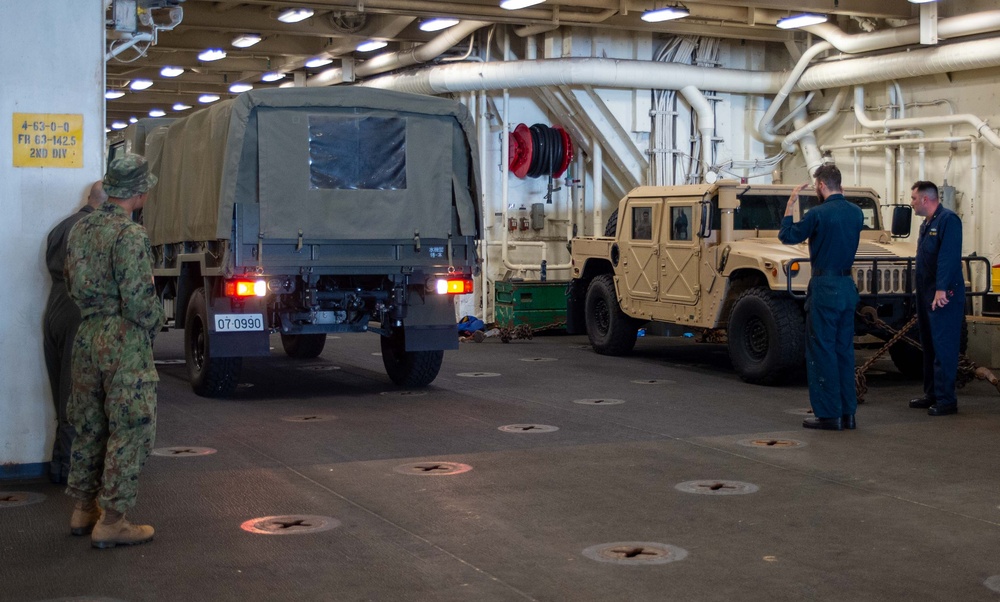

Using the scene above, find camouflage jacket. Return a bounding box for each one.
[65,202,164,344]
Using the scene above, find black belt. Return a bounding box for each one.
[813,268,852,277]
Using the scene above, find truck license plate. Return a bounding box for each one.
[214,314,264,332]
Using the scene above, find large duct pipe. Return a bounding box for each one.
[679,86,714,177]
[853,86,1000,148]
[805,10,1000,54]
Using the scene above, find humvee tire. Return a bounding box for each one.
[604,209,619,237]
[185,287,242,397]
[280,333,326,359]
[728,287,805,384]
[381,330,443,387]
[585,274,641,355]
[888,316,968,380]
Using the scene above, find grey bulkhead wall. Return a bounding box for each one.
[144,87,482,249]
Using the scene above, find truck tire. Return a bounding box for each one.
[728,287,805,385]
[380,331,443,387]
[585,274,640,355]
[888,316,968,380]
[185,287,242,397]
[280,333,326,359]
[604,209,619,237]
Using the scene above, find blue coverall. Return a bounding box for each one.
[915,204,965,408]
[779,193,864,419]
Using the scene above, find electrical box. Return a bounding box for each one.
[112,0,138,33]
[941,181,957,212]
[530,203,545,231]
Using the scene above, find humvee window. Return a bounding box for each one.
[671,206,691,241]
[801,195,880,229]
[632,207,653,239]
[308,115,407,190]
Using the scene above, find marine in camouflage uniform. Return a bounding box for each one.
[64,154,164,534]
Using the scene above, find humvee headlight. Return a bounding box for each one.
[788,261,801,276]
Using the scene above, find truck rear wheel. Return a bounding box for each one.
[185,287,242,397]
[280,333,326,359]
[728,287,805,385]
[585,274,640,355]
[381,330,443,387]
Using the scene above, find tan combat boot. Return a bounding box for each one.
[69,499,102,536]
[90,508,154,549]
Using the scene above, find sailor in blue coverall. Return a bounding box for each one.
[779,164,864,431]
[907,181,965,416]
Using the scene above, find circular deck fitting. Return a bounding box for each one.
[498,424,559,433]
[632,379,676,385]
[152,446,217,457]
[582,542,688,565]
[298,365,341,371]
[393,462,473,476]
[984,575,1000,593]
[326,335,341,339]
[519,357,558,362]
[241,514,341,535]
[738,438,806,449]
[0,491,45,508]
[153,359,185,365]
[675,480,759,495]
[457,372,500,378]
[281,414,337,423]
[573,398,625,406]
[784,408,815,416]
[379,390,427,397]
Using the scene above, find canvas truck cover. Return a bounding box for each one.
[143,87,482,247]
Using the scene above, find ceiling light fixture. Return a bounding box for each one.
[419,17,460,32]
[149,108,166,117]
[172,103,192,111]
[111,121,128,130]
[776,13,827,29]
[232,33,262,48]
[160,66,184,78]
[277,8,314,23]
[129,117,138,124]
[105,90,125,99]
[356,40,387,52]
[641,6,690,22]
[304,57,333,68]
[499,0,545,10]
[129,79,153,90]
[197,48,227,62]
[908,0,938,3]
[198,94,221,104]
[261,72,285,82]
[230,83,253,93]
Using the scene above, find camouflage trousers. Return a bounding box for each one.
[65,317,158,514]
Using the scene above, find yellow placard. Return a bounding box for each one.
[12,113,83,168]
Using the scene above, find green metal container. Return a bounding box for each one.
[494,280,568,330]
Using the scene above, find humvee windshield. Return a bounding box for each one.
[710,194,881,230]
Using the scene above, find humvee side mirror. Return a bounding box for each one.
[698,200,713,238]
[891,205,912,238]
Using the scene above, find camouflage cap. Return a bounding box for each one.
[103,153,158,199]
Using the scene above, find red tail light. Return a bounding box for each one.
[434,278,474,295]
[225,279,266,297]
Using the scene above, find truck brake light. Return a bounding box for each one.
[434,278,474,295]
[226,279,266,297]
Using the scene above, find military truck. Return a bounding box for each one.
[566,180,982,384]
[115,88,482,396]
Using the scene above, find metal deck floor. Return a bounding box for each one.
[3,330,1000,601]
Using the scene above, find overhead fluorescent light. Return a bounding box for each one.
[305,57,333,68]
[279,81,295,88]
[641,6,690,22]
[198,94,221,104]
[129,117,138,124]
[908,0,938,3]
[105,90,125,99]
[172,103,192,111]
[356,40,387,52]
[776,13,827,29]
[129,79,153,90]
[420,18,460,32]
[277,8,313,23]
[198,48,227,62]
[229,83,253,93]
[261,71,285,82]
[111,121,128,130]
[149,108,166,117]
[500,0,544,10]
[160,66,184,78]
[232,33,262,48]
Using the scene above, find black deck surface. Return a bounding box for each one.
[3,330,1000,601]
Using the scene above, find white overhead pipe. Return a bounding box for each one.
[821,136,976,151]
[755,41,833,144]
[787,94,825,175]
[782,87,849,154]
[805,10,1000,54]
[679,86,714,179]
[106,33,154,61]
[853,86,1000,148]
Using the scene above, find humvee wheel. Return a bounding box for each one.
[381,330,443,387]
[185,287,242,397]
[728,287,805,385]
[604,209,619,237]
[280,333,326,359]
[585,274,641,355]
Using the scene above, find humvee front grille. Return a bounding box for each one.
[854,263,914,295]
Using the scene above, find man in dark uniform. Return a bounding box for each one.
[907,181,964,416]
[64,154,164,548]
[779,164,864,431]
[43,181,106,484]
